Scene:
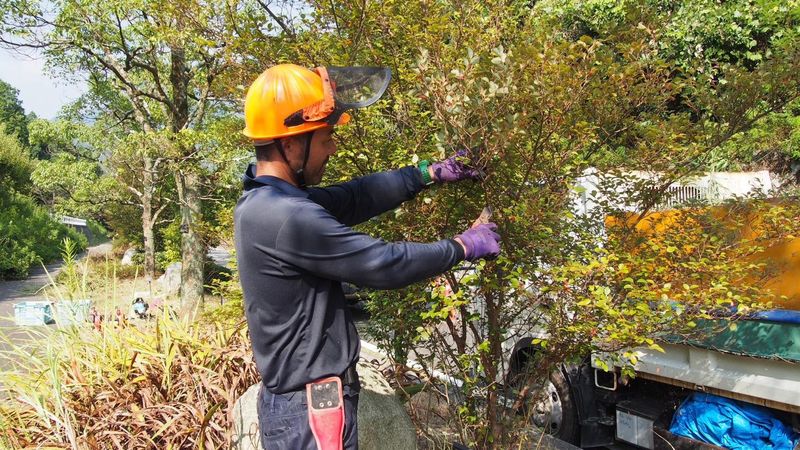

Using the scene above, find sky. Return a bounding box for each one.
[0,48,86,120]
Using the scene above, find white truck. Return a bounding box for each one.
[504,170,800,449]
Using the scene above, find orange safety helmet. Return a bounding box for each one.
[243,64,391,142]
[243,64,346,141]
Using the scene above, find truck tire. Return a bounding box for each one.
[531,368,580,445]
[512,363,580,445]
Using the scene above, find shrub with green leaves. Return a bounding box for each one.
[0,125,33,196]
[292,0,800,446]
[1,124,87,279]
[0,192,87,279]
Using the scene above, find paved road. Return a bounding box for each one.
[0,243,112,324]
[0,261,64,327]
[0,243,112,373]
[0,260,64,375]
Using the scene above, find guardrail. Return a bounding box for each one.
[59,216,88,227]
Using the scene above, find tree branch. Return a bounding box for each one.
[152,200,171,224]
[126,185,144,199]
[256,0,296,39]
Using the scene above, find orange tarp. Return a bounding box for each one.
[607,205,800,310]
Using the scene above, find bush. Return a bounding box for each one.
[1,126,88,279]
[109,235,130,259]
[0,237,38,279]
[203,255,243,324]
[0,127,33,196]
[129,250,145,266]
[156,219,182,271]
[0,193,87,279]
[102,262,146,280]
[85,218,109,245]
[204,258,231,287]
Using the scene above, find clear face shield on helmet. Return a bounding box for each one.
[284,66,392,127]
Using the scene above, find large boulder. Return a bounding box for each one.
[120,248,138,266]
[231,361,416,450]
[157,262,182,295]
[231,384,260,450]
[87,242,112,259]
[357,361,416,450]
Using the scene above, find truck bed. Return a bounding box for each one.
[614,310,800,413]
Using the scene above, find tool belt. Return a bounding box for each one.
[340,364,358,386]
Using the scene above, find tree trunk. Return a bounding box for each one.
[169,44,204,309]
[484,280,505,446]
[141,156,156,282]
[177,169,204,309]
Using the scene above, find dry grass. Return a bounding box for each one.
[0,240,258,449]
[0,311,258,449]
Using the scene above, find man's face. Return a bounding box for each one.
[302,126,338,185]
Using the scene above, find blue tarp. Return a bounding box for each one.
[670,393,800,450]
[751,309,800,325]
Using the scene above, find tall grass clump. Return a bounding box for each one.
[0,279,257,449]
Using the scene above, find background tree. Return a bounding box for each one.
[0,0,260,306]
[28,119,122,218]
[0,122,86,279]
[534,0,800,175]
[0,78,30,146]
[29,117,175,277]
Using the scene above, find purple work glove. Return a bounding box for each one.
[455,222,501,261]
[431,148,483,182]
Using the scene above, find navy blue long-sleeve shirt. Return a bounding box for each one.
[234,164,464,393]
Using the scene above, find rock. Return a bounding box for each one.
[231,384,260,450]
[231,362,416,450]
[121,248,138,266]
[87,243,112,259]
[407,390,452,430]
[356,361,416,450]
[157,262,182,295]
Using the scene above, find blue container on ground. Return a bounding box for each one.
[13,301,54,326]
[51,299,93,326]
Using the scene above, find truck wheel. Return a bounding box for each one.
[519,367,580,445]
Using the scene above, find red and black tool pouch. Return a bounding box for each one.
[306,376,345,450]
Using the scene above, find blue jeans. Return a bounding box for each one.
[258,381,359,450]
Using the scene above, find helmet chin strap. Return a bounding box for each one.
[274,131,315,188]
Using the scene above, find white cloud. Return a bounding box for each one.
[0,48,86,120]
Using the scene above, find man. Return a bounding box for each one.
[235,64,501,450]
